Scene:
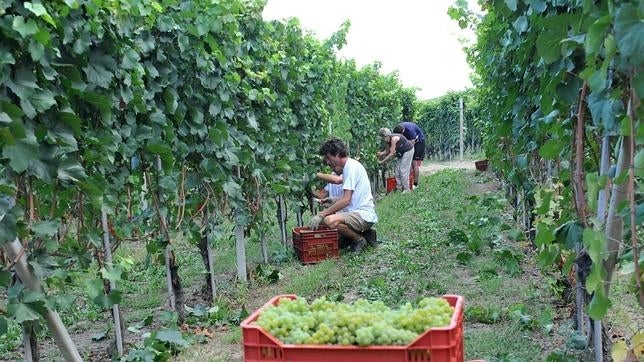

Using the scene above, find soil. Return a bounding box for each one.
[418,160,476,174]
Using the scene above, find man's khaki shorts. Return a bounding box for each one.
[339,212,373,233]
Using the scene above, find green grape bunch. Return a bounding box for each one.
[255,296,454,346]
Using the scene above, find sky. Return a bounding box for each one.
[262,0,477,101]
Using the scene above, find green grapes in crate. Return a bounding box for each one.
[255,296,454,346]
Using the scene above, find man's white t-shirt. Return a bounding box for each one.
[341,158,378,223]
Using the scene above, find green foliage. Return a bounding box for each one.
[253,264,281,284]
[0,318,21,360]
[494,249,524,276]
[125,328,192,362]
[466,305,503,324]
[450,0,643,321]
[343,61,406,172]
[183,300,241,328]
[417,89,485,159]
[546,351,581,362]
[400,88,417,121]
[447,228,469,244]
[0,0,414,345]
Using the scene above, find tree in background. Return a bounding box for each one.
[401,87,418,121]
[416,89,484,160]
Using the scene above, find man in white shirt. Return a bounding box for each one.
[309,138,378,252]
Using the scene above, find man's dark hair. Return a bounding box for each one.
[319,137,348,157]
[393,124,404,134]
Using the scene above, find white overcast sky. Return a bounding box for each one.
[262,0,477,100]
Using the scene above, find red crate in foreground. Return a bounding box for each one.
[292,226,339,264]
[241,294,465,362]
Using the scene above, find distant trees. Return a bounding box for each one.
[417,89,484,160]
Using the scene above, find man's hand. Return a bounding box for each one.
[308,214,324,230]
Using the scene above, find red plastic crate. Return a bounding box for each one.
[241,294,465,362]
[474,159,489,171]
[386,177,397,193]
[292,226,339,264]
[385,169,415,193]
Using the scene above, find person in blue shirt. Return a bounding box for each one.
[394,121,426,189]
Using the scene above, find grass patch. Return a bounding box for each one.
[466,324,545,361]
[281,259,344,296]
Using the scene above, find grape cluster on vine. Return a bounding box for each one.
[255,296,453,346]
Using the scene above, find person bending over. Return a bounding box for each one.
[377,127,414,192]
[393,121,426,189]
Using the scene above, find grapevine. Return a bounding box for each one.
[0,0,412,357]
[448,0,643,359]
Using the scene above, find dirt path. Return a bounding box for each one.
[419,160,477,174]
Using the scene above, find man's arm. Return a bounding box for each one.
[379,137,398,164]
[317,172,342,184]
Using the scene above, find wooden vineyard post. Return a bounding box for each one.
[3,238,82,362]
[22,179,38,362]
[100,209,124,357]
[206,239,217,299]
[234,166,247,282]
[22,326,37,362]
[255,186,269,265]
[604,111,632,286]
[235,211,247,282]
[259,226,269,264]
[459,97,464,161]
[152,156,182,319]
[597,137,611,223]
[590,135,611,362]
[626,85,644,309]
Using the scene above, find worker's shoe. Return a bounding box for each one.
[349,237,368,253]
[362,229,378,247]
[339,235,352,249]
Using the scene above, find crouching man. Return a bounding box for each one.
[308,138,378,252]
